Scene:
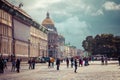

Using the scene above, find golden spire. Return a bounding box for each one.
[46,12,49,18]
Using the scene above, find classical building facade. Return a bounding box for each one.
[0,4,12,58]
[42,12,58,58]
[77,49,84,57]
[63,45,77,58]
[30,21,48,58]
[57,34,65,58]
[63,46,70,58]
[0,0,48,60]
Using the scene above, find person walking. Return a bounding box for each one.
[70,57,73,68]
[118,56,120,66]
[79,58,83,67]
[28,59,32,69]
[51,57,55,68]
[32,58,35,69]
[3,58,7,69]
[74,58,77,73]
[101,56,104,65]
[56,58,60,70]
[0,56,4,73]
[48,57,51,68]
[66,58,69,68]
[16,59,21,73]
[105,57,108,65]
[11,59,16,72]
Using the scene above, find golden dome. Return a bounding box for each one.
[42,12,54,26]
[42,18,54,25]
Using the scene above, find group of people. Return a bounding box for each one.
[11,58,21,73]
[65,57,88,73]
[1,55,120,74]
[0,56,21,73]
[0,57,7,73]
[101,56,108,65]
[28,58,36,69]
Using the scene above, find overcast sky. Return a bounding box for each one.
[8,0,120,49]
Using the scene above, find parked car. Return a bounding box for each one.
[35,57,46,63]
[44,57,50,62]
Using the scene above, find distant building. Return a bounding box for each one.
[42,12,58,58]
[77,49,84,57]
[63,46,70,58]
[57,34,65,58]
[63,45,77,58]
[69,46,77,57]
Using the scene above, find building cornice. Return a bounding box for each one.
[0,0,48,34]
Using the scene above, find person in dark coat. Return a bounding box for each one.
[16,59,21,73]
[118,56,120,66]
[0,57,4,73]
[28,59,32,69]
[79,58,83,67]
[74,59,77,73]
[32,58,35,69]
[66,58,69,68]
[101,56,104,65]
[48,58,51,68]
[70,57,74,68]
[11,59,16,72]
[56,58,60,70]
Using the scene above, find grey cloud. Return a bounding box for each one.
[7,0,120,49]
[103,1,120,10]
[56,16,91,48]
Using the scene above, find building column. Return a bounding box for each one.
[28,39,30,60]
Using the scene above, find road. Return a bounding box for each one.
[0,61,120,80]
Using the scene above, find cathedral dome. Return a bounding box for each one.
[42,12,54,26]
[42,12,57,32]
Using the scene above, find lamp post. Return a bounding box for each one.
[28,39,30,60]
[38,42,40,57]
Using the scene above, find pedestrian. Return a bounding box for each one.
[56,58,60,70]
[32,58,35,69]
[79,58,83,67]
[0,56,4,73]
[3,58,7,69]
[48,58,51,68]
[74,58,77,73]
[84,57,88,66]
[91,56,94,62]
[16,59,21,73]
[105,57,108,65]
[51,57,55,68]
[66,58,69,68]
[11,59,16,72]
[70,57,73,68]
[101,56,104,65]
[118,56,120,66]
[28,59,32,69]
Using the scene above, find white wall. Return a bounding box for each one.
[14,19,30,41]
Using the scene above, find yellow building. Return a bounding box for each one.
[63,45,77,58]
[0,0,48,60]
[57,34,65,58]
[0,8,12,58]
[30,21,48,58]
